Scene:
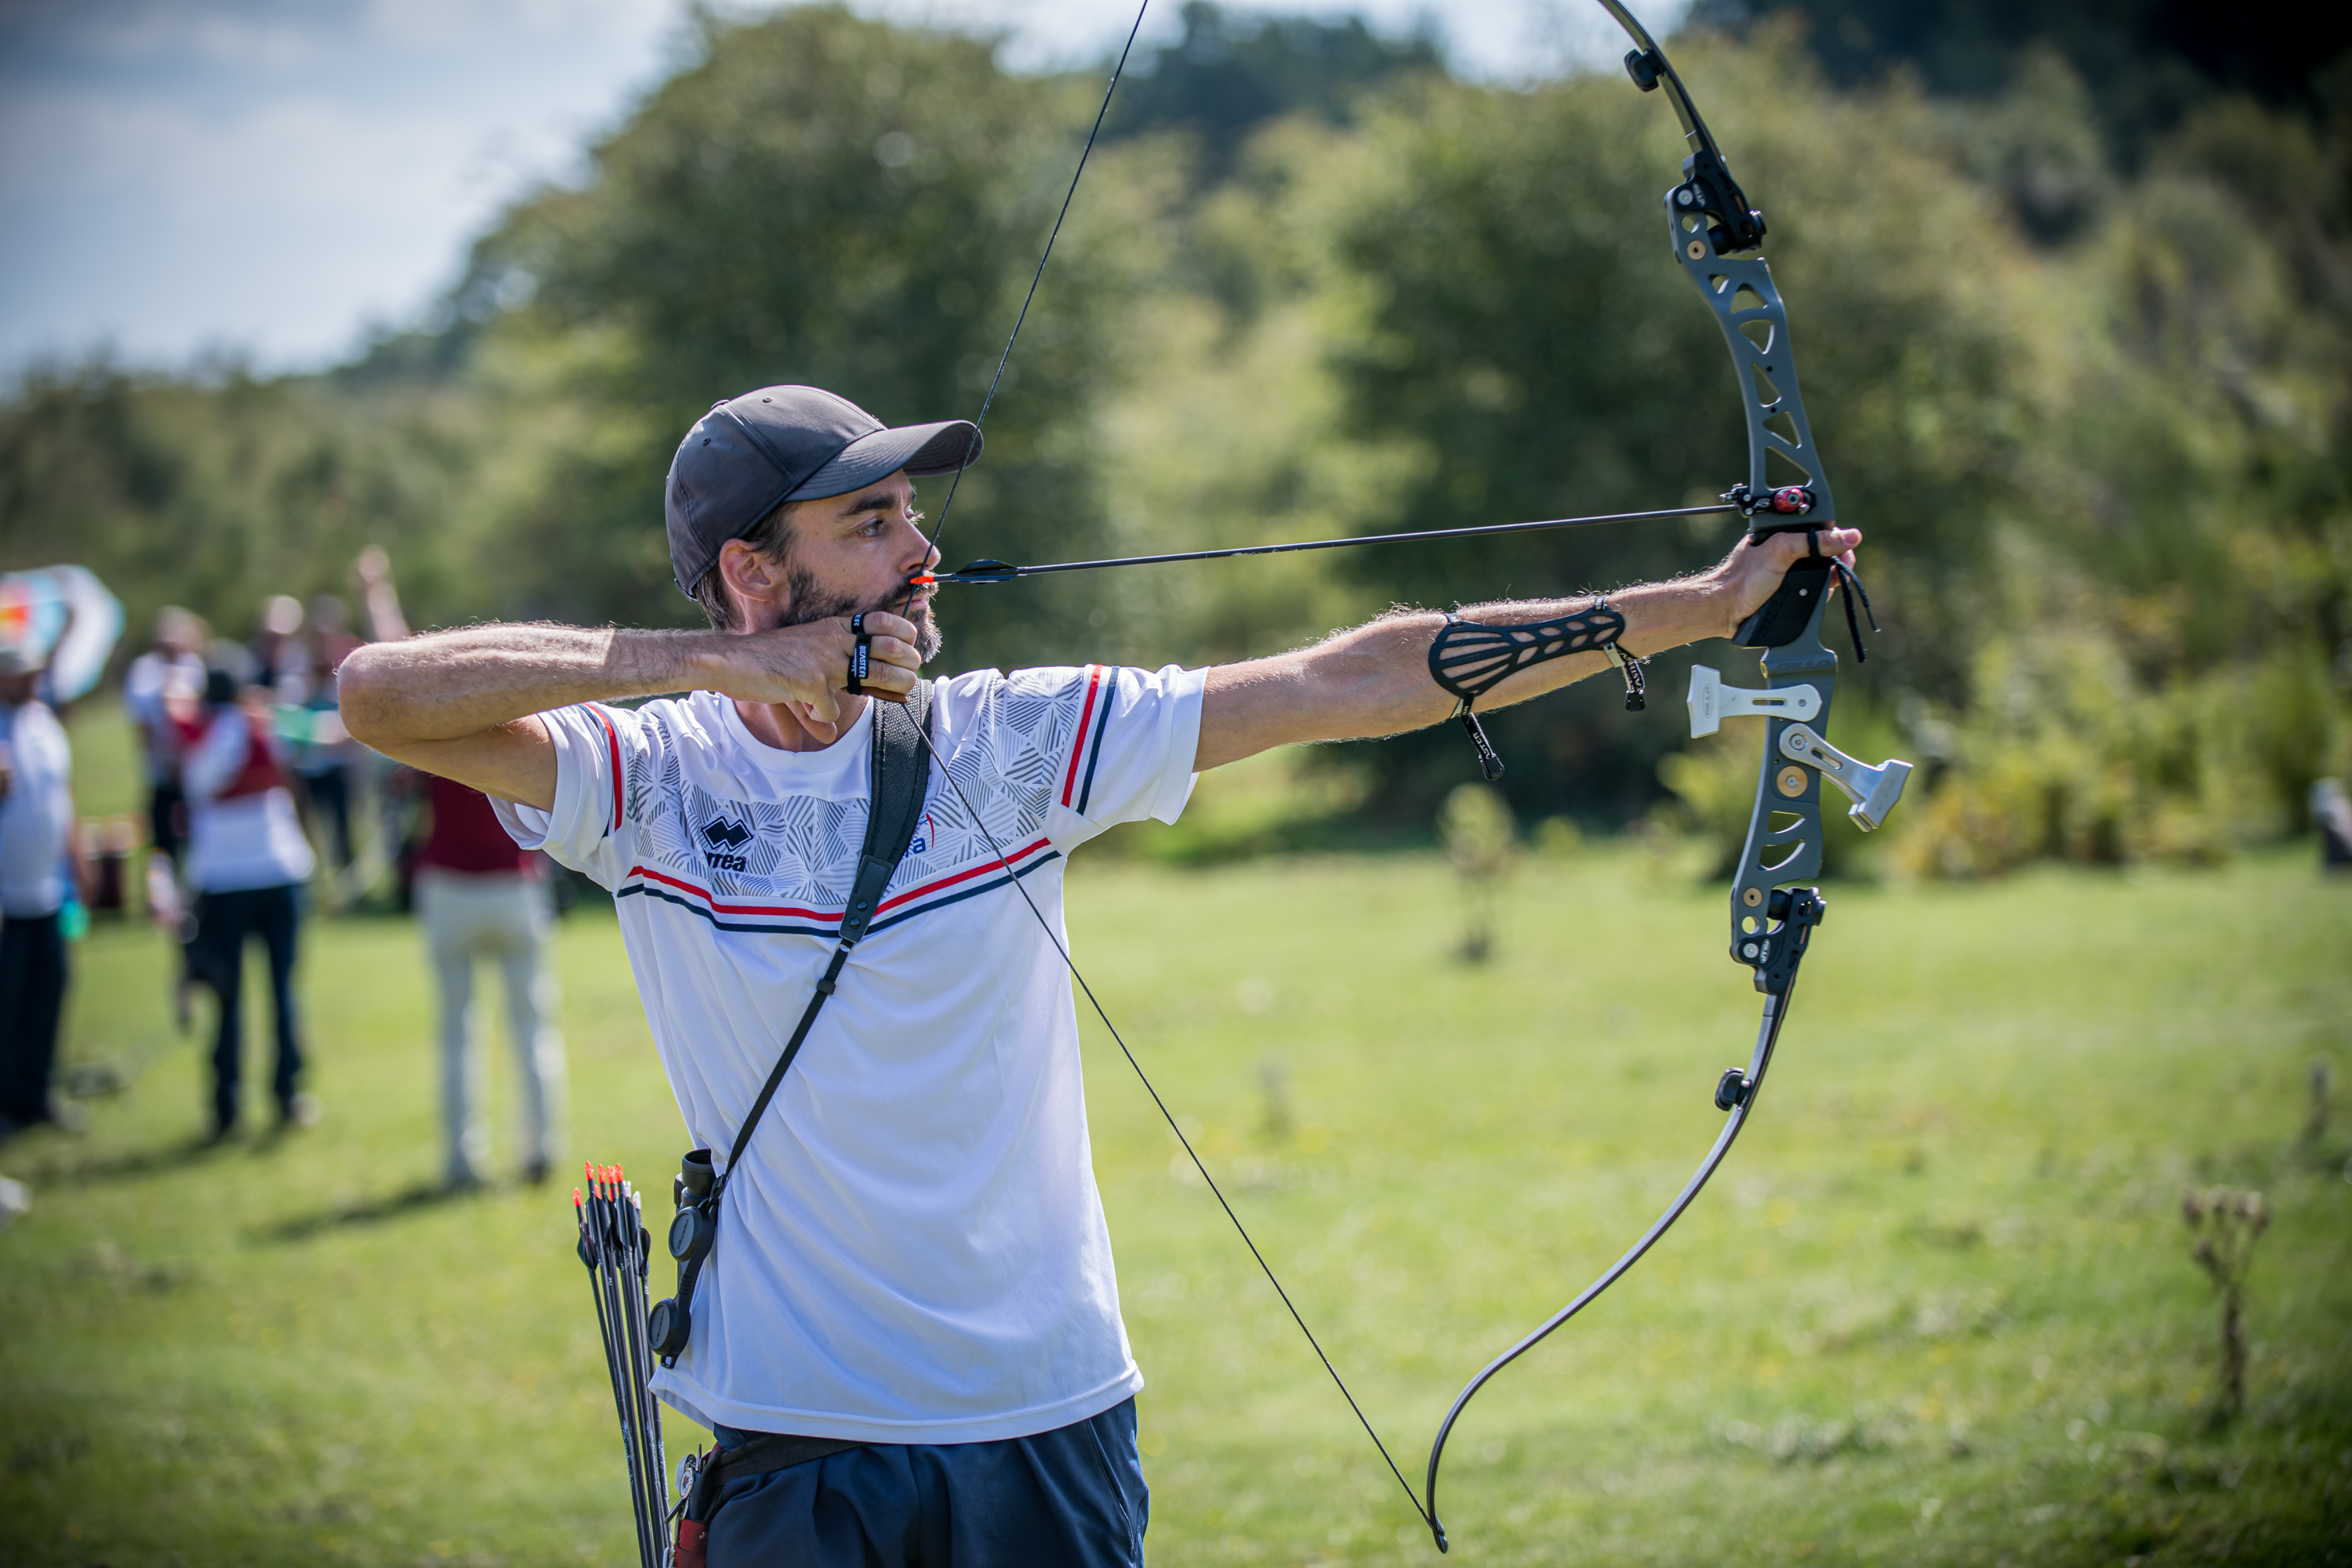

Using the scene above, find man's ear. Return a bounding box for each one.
[717,538,788,624]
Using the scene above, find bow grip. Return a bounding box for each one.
[1735,554,1834,648]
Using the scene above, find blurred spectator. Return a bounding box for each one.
[308,593,363,670]
[250,594,308,705]
[2315,779,2352,871]
[416,772,568,1187]
[122,607,208,874]
[296,596,365,875]
[353,546,408,641]
[184,669,317,1139]
[353,548,415,894]
[355,548,565,1185]
[0,644,82,1136]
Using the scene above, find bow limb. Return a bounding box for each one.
[1593,0,1719,157]
[1422,968,1807,1551]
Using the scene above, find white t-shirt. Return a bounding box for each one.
[0,699,74,918]
[495,664,1204,1443]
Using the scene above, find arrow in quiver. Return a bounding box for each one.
[575,1163,679,1568]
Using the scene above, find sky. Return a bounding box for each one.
[0,0,1688,380]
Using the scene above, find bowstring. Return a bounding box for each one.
[877,0,1430,1530]
[903,717,1434,1530]
[896,0,1154,623]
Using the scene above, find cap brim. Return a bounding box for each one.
[785,419,982,503]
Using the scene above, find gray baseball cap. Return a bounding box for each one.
[664,385,982,597]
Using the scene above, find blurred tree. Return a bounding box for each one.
[1101,1,1444,179]
[1299,36,2041,824]
[1690,0,2352,167]
[0,364,496,657]
[4,7,2343,872]
[448,5,1146,659]
[1438,781,1515,960]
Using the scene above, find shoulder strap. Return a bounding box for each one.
[839,677,932,946]
[717,681,933,1186]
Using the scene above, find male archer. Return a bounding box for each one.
[338,384,1858,1566]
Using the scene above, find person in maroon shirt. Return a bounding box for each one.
[360,548,568,1186]
[413,752,568,1186]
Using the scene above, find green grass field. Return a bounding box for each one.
[2,834,2348,1565]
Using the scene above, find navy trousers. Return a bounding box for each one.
[706,1398,1148,1568]
[0,912,67,1128]
[191,884,304,1132]
[301,767,352,868]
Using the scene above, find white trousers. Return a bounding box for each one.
[416,869,566,1182]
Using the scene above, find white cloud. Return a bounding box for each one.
[848,0,1691,80]
[0,0,1691,376]
[0,93,481,368]
[0,0,684,372]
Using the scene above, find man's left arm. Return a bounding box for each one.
[1196,526,1860,771]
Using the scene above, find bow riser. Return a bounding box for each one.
[1729,588,1838,993]
[1667,198,1835,529]
[1663,176,1850,995]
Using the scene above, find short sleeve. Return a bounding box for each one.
[492,702,644,887]
[1041,662,1204,851]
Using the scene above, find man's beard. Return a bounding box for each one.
[781,562,943,663]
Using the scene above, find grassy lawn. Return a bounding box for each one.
[1,834,2347,1565]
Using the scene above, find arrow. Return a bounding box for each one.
[912,503,1740,585]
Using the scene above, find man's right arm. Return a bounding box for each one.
[339,627,719,810]
[336,619,919,809]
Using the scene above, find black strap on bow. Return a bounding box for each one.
[1802,528,1878,663]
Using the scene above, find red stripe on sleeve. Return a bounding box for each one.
[593,706,623,833]
[1060,666,1102,808]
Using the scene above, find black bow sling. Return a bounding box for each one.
[648,679,935,1363]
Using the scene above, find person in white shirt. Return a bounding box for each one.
[0,644,81,1135]
[122,607,208,873]
[339,384,1859,1566]
[183,669,318,1139]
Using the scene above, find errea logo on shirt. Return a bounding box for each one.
[700,814,752,872]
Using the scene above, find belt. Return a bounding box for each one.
[685,1432,867,1519]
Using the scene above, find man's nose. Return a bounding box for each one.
[901,518,940,574]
